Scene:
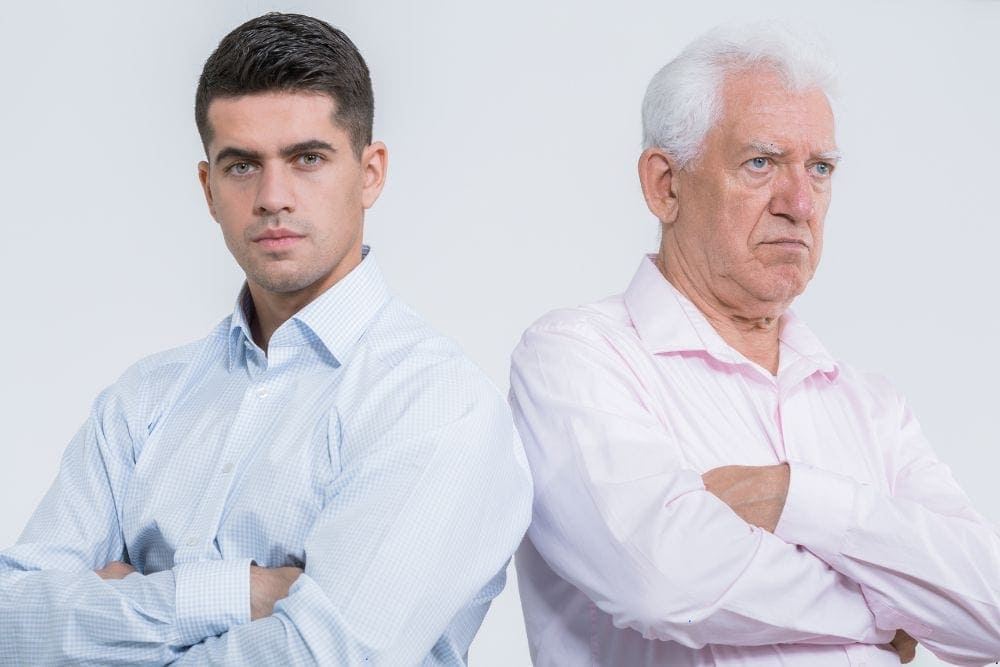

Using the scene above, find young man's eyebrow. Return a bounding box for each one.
[280,140,337,158]
[213,146,262,165]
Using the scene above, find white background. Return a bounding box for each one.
[1,1,997,665]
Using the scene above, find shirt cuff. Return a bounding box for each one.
[774,461,859,566]
[174,558,253,646]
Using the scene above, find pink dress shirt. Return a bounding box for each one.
[510,255,1000,666]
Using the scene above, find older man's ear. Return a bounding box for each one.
[638,147,682,225]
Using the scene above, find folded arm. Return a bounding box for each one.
[767,390,1000,666]
[0,386,252,665]
[174,358,533,664]
[510,321,893,650]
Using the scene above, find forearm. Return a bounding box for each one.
[526,466,892,649]
[0,559,252,665]
[174,574,379,666]
[776,462,1000,664]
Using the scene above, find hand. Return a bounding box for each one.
[94,560,136,580]
[250,565,303,621]
[701,463,790,533]
[888,629,918,663]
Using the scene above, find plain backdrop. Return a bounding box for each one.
[1,2,997,666]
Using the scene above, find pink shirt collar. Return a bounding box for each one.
[623,254,839,382]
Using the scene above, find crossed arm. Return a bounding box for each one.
[0,363,533,665]
[94,561,301,622]
[701,463,917,663]
[510,321,1000,663]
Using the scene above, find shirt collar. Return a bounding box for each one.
[227,245,391,369]
[623,254,839,380]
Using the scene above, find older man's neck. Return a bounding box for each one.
[655,254,783,375]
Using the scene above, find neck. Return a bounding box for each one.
[248,287,316,353]
[655,248,786,375]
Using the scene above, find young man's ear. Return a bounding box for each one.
[360,141,388,210]
[198,161,218,221]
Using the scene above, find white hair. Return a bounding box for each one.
[641,21,838,167]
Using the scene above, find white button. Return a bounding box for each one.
[222,462,234,474]
[185,537,197,546]
[256,386,269,398]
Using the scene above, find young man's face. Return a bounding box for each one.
[198,91,386,303]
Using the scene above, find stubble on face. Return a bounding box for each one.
[230,214,360,295]
[202,92,368,303]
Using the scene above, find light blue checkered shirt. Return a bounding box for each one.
[0,248,532,665]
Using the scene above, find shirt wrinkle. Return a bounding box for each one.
[1,245,532,665]
[511,254,1000,666]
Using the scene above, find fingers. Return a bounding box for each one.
[94,560,137,580]
[250,565,304,620]
[890,629,918,664]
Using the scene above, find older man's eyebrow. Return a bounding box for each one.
[280,139,337,158]
[749,140,785,156]
[816,148,843,163]
[214,146,262,166]
[747,141,844,163]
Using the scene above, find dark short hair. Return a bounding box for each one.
[195,12,373,158]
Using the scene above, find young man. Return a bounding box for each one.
[0,13,531,665]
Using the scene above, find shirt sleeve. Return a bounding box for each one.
[0,383,252,665]
[172,357,534,665]
[775,382,1000,666]
[509,319,894,650]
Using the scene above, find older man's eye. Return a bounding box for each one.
[811,162,834,176]
[747,157,769,170]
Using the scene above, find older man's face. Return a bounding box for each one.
[671,68,837,312]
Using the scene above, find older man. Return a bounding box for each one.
[510,23,1000,667]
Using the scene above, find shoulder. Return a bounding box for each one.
[524,294,630,337]
[98,324,224,419]
[344,298,507,429]
[513,295,638,366]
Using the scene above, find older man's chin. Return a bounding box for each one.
[740,272,814,310]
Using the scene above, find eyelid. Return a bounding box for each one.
[810,161,835,175]
[225,160,258,175]
[746,156,772,170]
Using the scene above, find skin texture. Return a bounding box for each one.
[639,67,837,375]
[198,91,387,351]
[700,463,790,533]
[639,69,916,662]
[94,560,135,580]
[250,565,304,621]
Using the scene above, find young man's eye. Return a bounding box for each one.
[228,162,254,175]
[300,153,322,166]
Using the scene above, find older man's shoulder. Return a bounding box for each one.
[527,294,630,333]
[518,294,638,354]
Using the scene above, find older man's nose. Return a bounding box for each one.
[770,168,815,223]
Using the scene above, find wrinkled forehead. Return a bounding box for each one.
[714,68,837,152]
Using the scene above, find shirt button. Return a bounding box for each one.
[256,386,269,398]
[185,537,197,547]
[222,462,234,474]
